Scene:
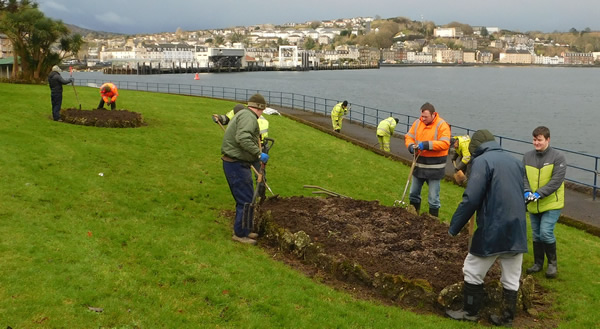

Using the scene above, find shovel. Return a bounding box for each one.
[241,138,275,231]
[69,66,81,109]
[394,150,420,207]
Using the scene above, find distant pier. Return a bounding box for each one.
[103,62,380,75]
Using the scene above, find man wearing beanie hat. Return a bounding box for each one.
[221,93,270,245]
[213,103,269,141]
[404,102,451,216]
[47,65,74,121]
[446,129,527,326]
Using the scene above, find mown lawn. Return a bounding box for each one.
[0,82,598,328]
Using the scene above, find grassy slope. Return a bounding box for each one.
[0,83,598,328]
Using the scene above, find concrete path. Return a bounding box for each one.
[273,106,600,236]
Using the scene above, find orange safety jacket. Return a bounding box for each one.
[404,112,451,179]
[100,83,118,103]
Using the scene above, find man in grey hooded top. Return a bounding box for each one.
[446,129,527,327]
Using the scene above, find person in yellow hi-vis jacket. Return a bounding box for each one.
[331,100,349,132]
[451,135,472,184]
[376,117,399,152]
[213,104,269,141]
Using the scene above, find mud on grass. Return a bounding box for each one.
[255,196,559,328]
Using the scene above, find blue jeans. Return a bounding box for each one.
[529,209,561,243]
[409,176,441,209]
[223,160,254,237]
[51,92,62,121]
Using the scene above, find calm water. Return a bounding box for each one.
[74,67,599,156]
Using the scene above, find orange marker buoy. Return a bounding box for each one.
[194,73,200,80]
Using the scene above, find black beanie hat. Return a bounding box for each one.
[469,129,495,155]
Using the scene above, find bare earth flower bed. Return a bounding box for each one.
[257,196,558,328]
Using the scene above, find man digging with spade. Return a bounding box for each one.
[446,129,528,327]
[221,94,270,245]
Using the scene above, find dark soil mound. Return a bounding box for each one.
[60,108,146,128]
[257,196,557,327]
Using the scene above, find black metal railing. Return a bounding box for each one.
[76,79,599,199]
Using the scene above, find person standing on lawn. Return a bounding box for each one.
[48,65,74,121]
[523,126,566,279]
[221,94,270,245]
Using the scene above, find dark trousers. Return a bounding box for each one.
[51,93,62,121]
[223,160,254,237]
[98,99,116,110]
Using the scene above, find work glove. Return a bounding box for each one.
[524,192,540,202]
[408,144,415,154]
[69,78,74,84]
[212,115,219,123]
[259,152,269,164]
[417,142,426,151]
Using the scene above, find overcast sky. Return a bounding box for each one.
[36,0,599,35]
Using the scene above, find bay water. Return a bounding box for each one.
[74,67,599,185]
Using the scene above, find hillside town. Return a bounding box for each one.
[1,16,600,75]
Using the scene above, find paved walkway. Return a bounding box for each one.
[273,106,600,236]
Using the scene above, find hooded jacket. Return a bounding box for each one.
[449,131,528,257]
[48,71,71,94]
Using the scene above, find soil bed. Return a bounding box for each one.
[257,196,557,327]
[60,108,145,128]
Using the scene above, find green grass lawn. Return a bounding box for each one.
[0,82,599,328]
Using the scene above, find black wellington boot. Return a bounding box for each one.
[429,207,439,217]
[545,242,558,278]
[490,288,518,327]
[409,202,420,213]
[526,241,544,274]
[446,282,484,322]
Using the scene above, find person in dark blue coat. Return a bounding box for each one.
[445,129,527,327]
[47,65,74,121]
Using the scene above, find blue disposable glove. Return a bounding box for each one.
[259,152,269,164]
[408,144,415,154]
[417,142,425,150]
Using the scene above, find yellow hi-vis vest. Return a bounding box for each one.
[258,115,269,139]
[525,164,565,213]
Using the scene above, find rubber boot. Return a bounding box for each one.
[429,207,439,217]
[526,241,544,274]
[410,202,420,213]
[490,288,517,327]
[544,242,558,278]
[446,282,484,322]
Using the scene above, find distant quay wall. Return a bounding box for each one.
[103,63,380,75]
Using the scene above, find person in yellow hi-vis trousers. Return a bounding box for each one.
[331,100,349,132]
[376,117,399,152]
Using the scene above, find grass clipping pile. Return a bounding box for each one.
[60,108,145,128]
[258,196,551,326]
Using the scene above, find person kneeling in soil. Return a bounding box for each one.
[446,129,528,327]
[98,82,118,110]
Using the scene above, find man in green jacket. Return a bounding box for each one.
[523,126,566,279]
[221,94,270,245]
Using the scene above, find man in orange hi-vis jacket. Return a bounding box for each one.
[98,82,118,110]
[404,102,451,217]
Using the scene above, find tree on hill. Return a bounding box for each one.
[0,0,82,81]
